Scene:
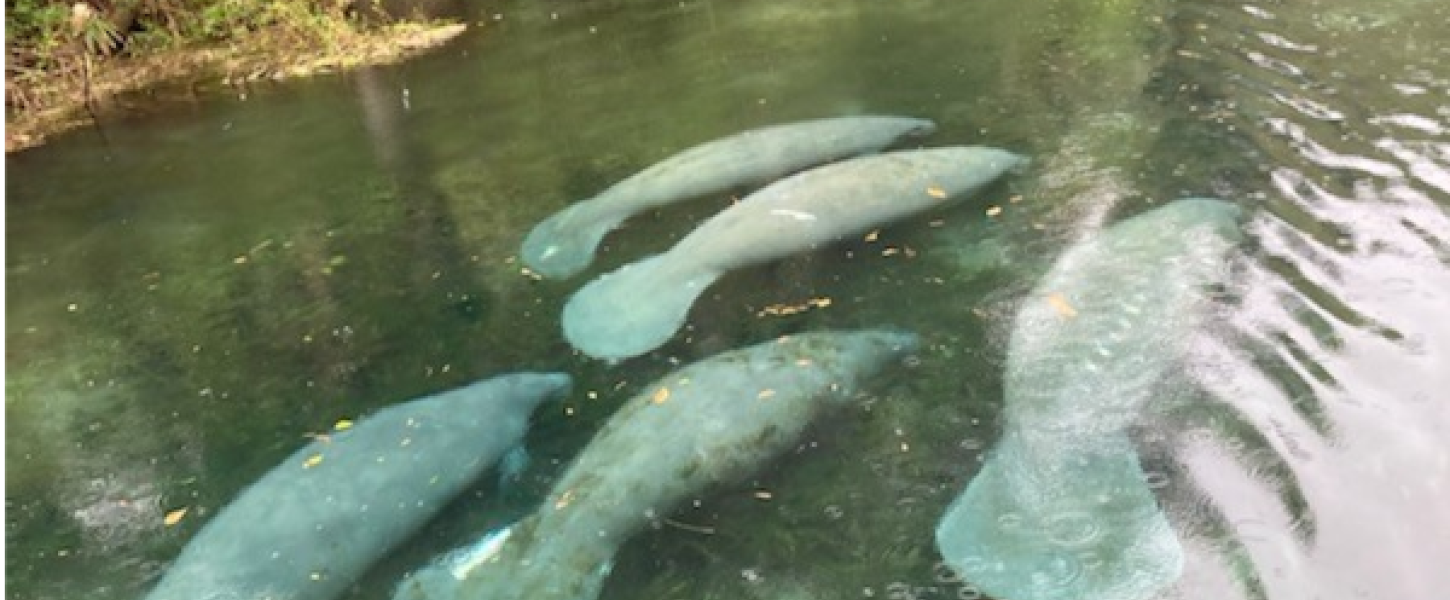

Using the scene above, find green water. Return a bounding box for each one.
[7,0,1449,599]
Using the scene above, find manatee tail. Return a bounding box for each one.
[562,254,719,360]
[520,201,626,280]
[935,432,1183,600]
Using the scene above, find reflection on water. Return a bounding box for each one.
[5,0,1447,599]
[1151,1,1450,598]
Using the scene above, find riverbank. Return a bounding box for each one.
[5,19,468,153]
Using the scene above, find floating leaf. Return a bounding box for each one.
[302,454,324,469]
[926,186,948,199]
[1046,292,1079,318]
[986,206,1003,217]
[652,387,670,404]
[333,419,354,431]
[756,297,833,317]
[163,508,188,526]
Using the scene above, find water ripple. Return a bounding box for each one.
[1263,118,1406,179]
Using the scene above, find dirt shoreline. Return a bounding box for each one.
[4,21,469,154]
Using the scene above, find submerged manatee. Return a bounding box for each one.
[562,146,1025,360]
[935,198,1244,600]
[520,115,937,279]
[393,329,920,600]
[143,372,572,600]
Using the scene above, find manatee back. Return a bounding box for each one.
[676,147,1026,271]
[144,372,570,600]
[934,199,1241,600]
[622,116,939,199]
[1003,198,1241,434]
[553,329,919,516]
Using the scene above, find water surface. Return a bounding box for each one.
[6,0,1447,599]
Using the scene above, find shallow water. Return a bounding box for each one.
[5,1,1447,599]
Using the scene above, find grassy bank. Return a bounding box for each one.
[4,0,468,152]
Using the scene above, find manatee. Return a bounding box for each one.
[561,146,1025,360]
[393,329,920,600]
[520,115,937,279]
[142,372,572,600]
[934,198,1244,600]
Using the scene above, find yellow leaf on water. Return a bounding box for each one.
[652,387,671,404]
[986,206,1003,217]
[1046,293,1079,318]
[163,508,188,526]
[333,419,354,431]
[302,454,324,469]
[926,186,948,199]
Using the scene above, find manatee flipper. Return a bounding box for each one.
[935,432,1183,600]
[397,521,615,600]
[561,255,720,360]
[496,445,531,491]
[394,527,513,597]
[394,526,518,600]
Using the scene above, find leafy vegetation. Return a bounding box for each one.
[5,0,376,62]
[4,0,461,152]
